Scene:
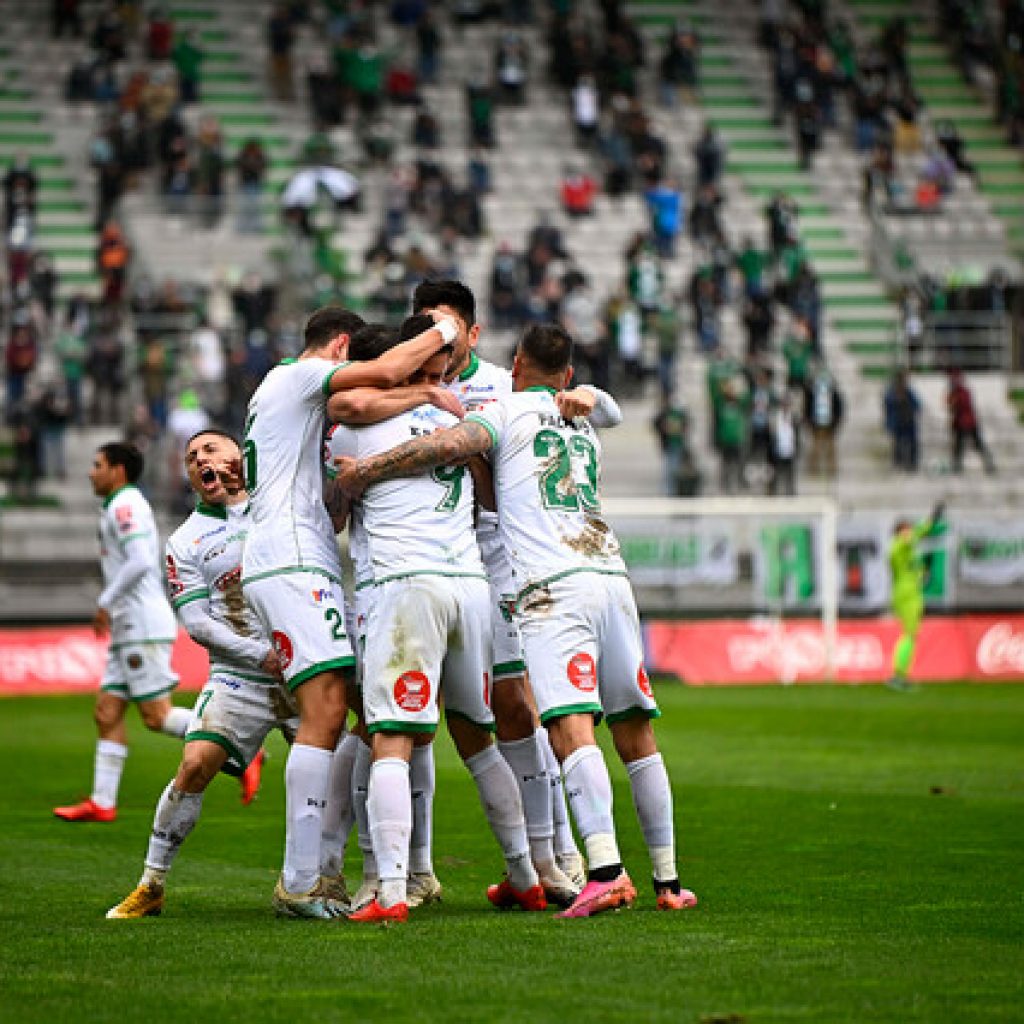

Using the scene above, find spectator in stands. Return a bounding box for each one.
[29,254,58,323]
[466,75,497,148]
[92,2,127,62]
[653,396,700,496]
[232,271,276,336]
[4,313,37,414]
[745,364,774,483]
[495,30,529,104]
[412,101,441,148]
[54,305,88,425]
[884,368,922,472]
[782,316,814,392]
[7,389,41,503]
[767,391,800,496]
[803,360,844,478]
[765,192,798,263]
[934,119,976,178]
[139,335,171,429]
[736,236,768,298]
[716,381,749,495]
[4,155,38,232]
[489,241,525,330]
[96,221,130,307]
[195,117,226,229]
[572,73,600,148]
[189,318,226,418]
[53,0,83,38]
[90,127,125,230]
[235,137,268,234]
[146,7,173,61]
[166,388,210,513]
[644,176,683,258]
[162,138,195,217]
[689,184,724,250]
[35,386,70,482]
[172,28,204,105]
[658,20,699,108]
[560,164,598,217]
[794,80,822,170]
[693,124,725,190]
[86,310,124,424]
[268,3,296,101]
[947,369,996,474]
[652,298,681,398]
[691,268,721,353]
[416,8,441,84]
[743,292,774,359]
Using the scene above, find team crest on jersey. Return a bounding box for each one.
[637,666,653,698]
[115,505,134,532]
[126,653,143,670]
[394,671,430,712]
[567,652,597,692]
[272,630,294,669]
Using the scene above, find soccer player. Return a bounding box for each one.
[331,317,543,923]
[887,503,945,692]
[411,279,624,902]
[240,305,461,918]
[106,429,298,918]
[334,323,698,918]
[54,442,189,823]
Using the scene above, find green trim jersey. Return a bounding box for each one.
[165,502,276,684]
[329,405,485,584]
[241,358,344,582]
[466,389,627,597]
[98,485,176,643]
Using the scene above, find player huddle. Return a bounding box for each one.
[60,279,697,923]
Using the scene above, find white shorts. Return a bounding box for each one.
[479,527,525,681]
[347,584,377,688]
[517,572,658,726]
[101,640,178,702]
[242,571,355,691]
[186,672,300,774]
[363,575,493,734]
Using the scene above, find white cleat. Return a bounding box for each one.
[556,850,587,891]
[538,864,581,909]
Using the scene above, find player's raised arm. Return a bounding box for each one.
[326,316,460,393]
[334,419,495,498]
[328,383,464,424]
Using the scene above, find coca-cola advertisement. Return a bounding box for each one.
[644,615,1024,685]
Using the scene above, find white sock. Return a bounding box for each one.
[160,707,191,738]
[627,752,677,883]
[409,743,435,875]
[498,732,555,870]
[282,743,332,895]
[141,782,204,883]
[352,738,376,878]
[538,727,578,857]
[320,731,359,877]
[367,757,411,908]
[91,738,127,809]
[562,745,621,872]
[465,744,538,892]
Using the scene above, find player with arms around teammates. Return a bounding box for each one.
[329,316,543,923]
[335,323,698,918]
[107,429,299,918]
[240,304,463,918]
[55,442,190,824]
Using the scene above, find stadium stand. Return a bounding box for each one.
[2,0,1024,620]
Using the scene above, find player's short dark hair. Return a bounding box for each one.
[185,428,240,451]
[303,305,366,352]
[348,323,399,361]
[98,441,144,483]
[518,323,573,374]
[412,279,476,327]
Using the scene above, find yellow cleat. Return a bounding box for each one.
[406,872,442,908]
[272,877,346,919]
[319,872,351,909]
[106,883,164,919]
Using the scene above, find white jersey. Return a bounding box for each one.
[445,352,510,534]
[329,405,485,584]
[325,425,370,590]
[97,485,177,643]
[241,357,344,583]
[466,387,627,598]
[165,501,276,684]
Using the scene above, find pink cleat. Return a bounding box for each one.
[555,871,637,919]
[656,887,698,910]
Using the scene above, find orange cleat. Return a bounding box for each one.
[555,871,636,919]
[53,798,117,823]
[656,887,698,911]
[346,898,408,924]
[240,749,266,806]
[486,879,548,912]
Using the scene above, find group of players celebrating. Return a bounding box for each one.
[56,280,697,923]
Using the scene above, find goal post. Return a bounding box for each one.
[603,495,840,681]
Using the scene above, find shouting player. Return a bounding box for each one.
[55,442,189,823]
[334,323,698,918]
[106,429,298,918]
[240,305,461,918]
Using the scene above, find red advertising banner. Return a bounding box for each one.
[644,615,1024,685]
[0,627,209,696]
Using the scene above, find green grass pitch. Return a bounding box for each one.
[1,683,1021,1023]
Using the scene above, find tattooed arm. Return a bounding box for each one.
[334,419,494,498]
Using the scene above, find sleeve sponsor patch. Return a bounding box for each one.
[115,505,134,532]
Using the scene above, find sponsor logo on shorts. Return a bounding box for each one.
[394,671,430,712]
[567,652,597,692]
[126,652,143,671]
[272,631,294,669]
[637,666,653,698]
[310,587,331,604]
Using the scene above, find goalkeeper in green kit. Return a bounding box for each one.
[887,503,945,691]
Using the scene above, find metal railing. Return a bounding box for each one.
[897,311,1013,372]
